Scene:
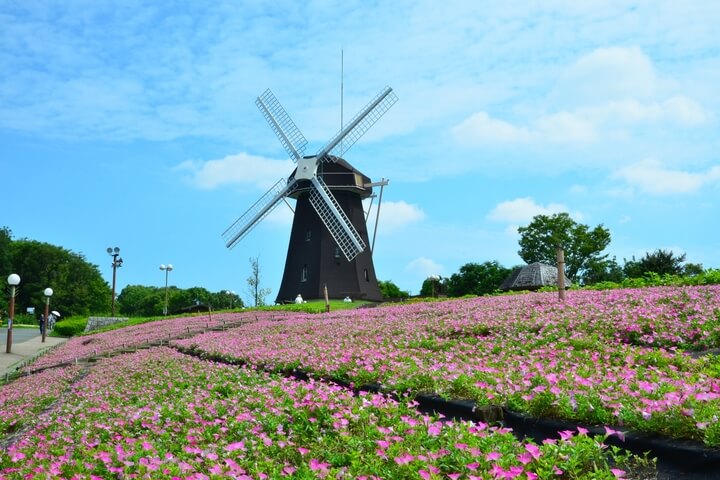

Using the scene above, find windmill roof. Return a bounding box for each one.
[499,262,571,291]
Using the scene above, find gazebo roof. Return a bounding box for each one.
[500,262,571,291]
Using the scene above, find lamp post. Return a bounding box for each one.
[159,264,173,315]
[6,274,20,353]
[42,287,53,343]
[107,247,123,317]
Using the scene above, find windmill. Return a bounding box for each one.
[222,86,398,303]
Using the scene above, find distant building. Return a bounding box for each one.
[500,262,571,291]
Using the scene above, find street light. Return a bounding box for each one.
[107,247,123,317]
[159,264,173,315]
[6,274,20,353]
[42,287,53,343]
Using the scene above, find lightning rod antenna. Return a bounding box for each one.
[340,48,344,155]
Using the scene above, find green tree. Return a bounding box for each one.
[246,257,271,307]
[118,285,163,317]
[517,213,611,281]
[623,249,688,278]
[0,227,13,314]
[9,239,110,317]
[446,261,512,297]
[378,280,409,299]
[419,276,447,297]
[582,257,625,285]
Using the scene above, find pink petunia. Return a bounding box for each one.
[225,441,246,452]
[394,453,414,465]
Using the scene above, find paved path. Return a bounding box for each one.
[0,328,67,378]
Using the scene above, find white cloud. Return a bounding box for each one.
[487,197,570,223]
[452,112,533,143]
[554,46,658,104]
[404,257,444,278]
[614,159,720,195]
[371,200,426,233]
[452,47,709,147]
[177,153,293,190]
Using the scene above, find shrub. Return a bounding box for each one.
[52,317,87,337]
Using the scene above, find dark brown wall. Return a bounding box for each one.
[276,189,382,303]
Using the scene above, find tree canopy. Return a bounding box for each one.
[623,249,699,278]
[517,213,611,282]
[6,238,110,317]
[378,280,409,299]
[446,261,512,297]
[118,285,243,317]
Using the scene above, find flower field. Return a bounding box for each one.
[1,348,649,479]
[172,286,720,446]
[23,311,284,372]
[2,285,719,478]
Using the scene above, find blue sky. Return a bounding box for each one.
[2,1,718,300]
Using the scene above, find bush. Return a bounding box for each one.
[52,317,87,337]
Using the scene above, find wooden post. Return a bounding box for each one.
[557,246,566,301]
[324,284,330,313]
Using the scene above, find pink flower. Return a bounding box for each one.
[394,453,414,465]
[610,469,626,478]
[486,452,501,461]
[298,447,310,455]
[225,441,246,452]
[604,426,625,441]
[309,459,330,471]
[525,443,542,459]
[428,424,441,436]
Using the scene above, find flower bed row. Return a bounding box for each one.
[0,365,82,439]
[172,287,720,446]
[23,310,284,372]
[0,347,653,479]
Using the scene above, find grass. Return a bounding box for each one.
[50,299,373,338]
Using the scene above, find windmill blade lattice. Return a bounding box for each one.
[222,178,298,249]
[317,86,398,161]
[256,89,308,162]
[308,175,366,260]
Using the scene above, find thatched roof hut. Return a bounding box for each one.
[500,262,571,291]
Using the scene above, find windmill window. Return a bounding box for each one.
[305,230,311,242]
[301,265,308,282]
[364,269,369,282]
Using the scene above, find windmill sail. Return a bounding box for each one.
[256,89,308,162]
[317,86,397,161]
[222,178,298,249]
[308,175,365,260]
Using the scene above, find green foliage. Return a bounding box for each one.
[623,249,693,278]
[118,285,244,317]
[0,227,12,314]
[52,317,88,337]
[517,213,611,281]
[446,261,512,297]
[419,276,447,297]
[585,269,720,290]
[377,280,409,299]
[582,256,625,285]
[8,239,110,317]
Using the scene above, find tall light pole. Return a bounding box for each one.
[107,247,123,317]
[6,274,20,353]
[159,264,173,315]
[42,287,53,343]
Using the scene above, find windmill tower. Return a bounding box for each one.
[222,87,397,303]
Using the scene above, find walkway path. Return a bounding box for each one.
[0,328,67,378]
